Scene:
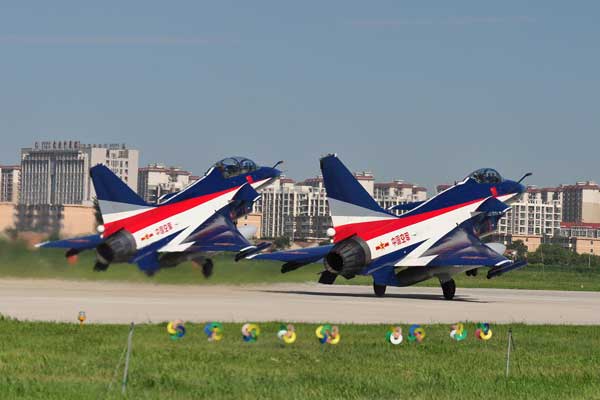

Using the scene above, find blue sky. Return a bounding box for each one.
[1,1,598,189]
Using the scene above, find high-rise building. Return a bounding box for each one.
[85,143,139,198]
[0,165,20,203]
[497,187,563,238]
[256,173,427,240]
[19,141,138,205]
[560,181,600,224]
[138,164,193,203]
[373,180,427,213]
[555,222,600,255]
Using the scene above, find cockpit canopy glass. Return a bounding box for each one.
[468,168,503,184]
[211,156,258,178]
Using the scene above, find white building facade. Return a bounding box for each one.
[19,141,138,205]
[138,164,192,203]
[497,187,563,237]
[256,173,427,240]
[0,165,20,203]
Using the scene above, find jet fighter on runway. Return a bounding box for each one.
[246,154,530,299]
[37,157,281,277]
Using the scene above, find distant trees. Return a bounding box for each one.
[272,236,290,250]
[507,240,528,260]
[528,243,600,268]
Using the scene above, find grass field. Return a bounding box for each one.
[1,240,600,291]
[0,319,599,399]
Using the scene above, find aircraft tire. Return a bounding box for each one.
[93,261,109,272]
[441,279,456,300]
[373,283,387,297]
[202,258,214,278]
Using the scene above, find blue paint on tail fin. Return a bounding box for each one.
[320,154,392,215]
[90,165,148,206]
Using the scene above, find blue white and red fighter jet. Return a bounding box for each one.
[246,154,531,299]
[37,157,281,277]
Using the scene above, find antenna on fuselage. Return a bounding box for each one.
[517,172,533,184]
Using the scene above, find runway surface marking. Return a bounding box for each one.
[1,278,598,324]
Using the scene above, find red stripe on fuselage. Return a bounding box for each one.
[334,198,484,243]
[103,186,239,237]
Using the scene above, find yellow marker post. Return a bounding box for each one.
[78,311,86,327]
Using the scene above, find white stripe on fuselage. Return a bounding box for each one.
[363,193,516,267]
[131,179,269,253]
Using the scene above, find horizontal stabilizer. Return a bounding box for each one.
[487,260,527,279]
[281,261,313,273]
[247,244,334,265]
[235,242,271,261]
[36,234,103,250]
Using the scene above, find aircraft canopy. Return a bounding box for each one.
[468,168,503,184]
[211,157,258,178]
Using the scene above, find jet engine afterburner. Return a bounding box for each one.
[95,229,137,265]
[324,236,372,279]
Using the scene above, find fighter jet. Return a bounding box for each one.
[245,154,530,299]
[37,157,281,277]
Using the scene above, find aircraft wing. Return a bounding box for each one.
[35,234,103,250]
[424,227,511,267]
[175,211,266,254]
[427,243,510,267]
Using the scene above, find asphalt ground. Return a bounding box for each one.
[1,278,598,324]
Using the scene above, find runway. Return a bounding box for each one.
[1,278,599,325]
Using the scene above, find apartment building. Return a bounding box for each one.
[138,164,192,203]
[85,143,139,198]
[19,141,138,205]
[373,180,427,213]
[497,187,563,237]
[555,222,600,255]
[0,165,20,203]
[560,181,600,224]
[256,172,427,240]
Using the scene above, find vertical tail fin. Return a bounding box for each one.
[320,154,396,229]
[90,165,152,223]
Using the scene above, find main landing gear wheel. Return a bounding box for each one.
[441,279,456,300]
[373,284,387,297]
[93,261,109,272]
[201,258,214,278]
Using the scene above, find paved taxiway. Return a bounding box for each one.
[1,278,598,325]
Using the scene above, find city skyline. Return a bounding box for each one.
[2,140,598,193]
[1,2,599,191]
